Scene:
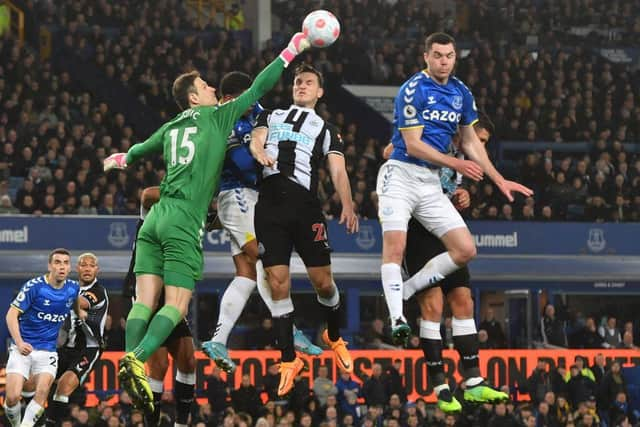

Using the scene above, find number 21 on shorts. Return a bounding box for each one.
[312,223,327,242]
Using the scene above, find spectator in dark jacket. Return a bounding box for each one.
[528,360,554,406]
[362,363,387,406]
[567,365,596,409]
[598,361,628,413]
[591,353,608,385]
[536,401,560,427]
[384,359,407,403]
[575,317,605,349]
[488,402,521,427]
[231,374,262,419]
[541,304,567,348]
[205,367,230,420]
[479,308,507,348]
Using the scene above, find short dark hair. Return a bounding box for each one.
[219,71,252,97]
[294,64,324,88]
[425,32,456,52]
[49,248,70,263]
[172,70,200,111]
[474,112,495,135]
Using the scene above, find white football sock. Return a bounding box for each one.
[404,252,460,299]
[212,276,256,345]
[381,263,404,321]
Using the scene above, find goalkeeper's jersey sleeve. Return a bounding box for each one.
[125,57,287,222]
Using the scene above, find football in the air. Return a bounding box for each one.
[302,10,340,48]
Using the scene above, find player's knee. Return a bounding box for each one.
[452,242,476,265]
[5,391,20,406]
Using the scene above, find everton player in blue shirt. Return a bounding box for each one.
[4,248,81,427]
[376,32,532,342]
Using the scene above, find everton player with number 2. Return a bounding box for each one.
[4,249,80,427]
[250,64,358,396]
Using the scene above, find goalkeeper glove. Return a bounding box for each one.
[279,32,311,67]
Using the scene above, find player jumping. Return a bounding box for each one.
[384,114,509,413]
[250,64,358,396]
[201,71,322,373]
[376,32,532,345]
[103,32,311,410]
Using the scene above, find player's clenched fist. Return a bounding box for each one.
[103,152,128,172]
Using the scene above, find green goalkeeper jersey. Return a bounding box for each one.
[125,57,286,221]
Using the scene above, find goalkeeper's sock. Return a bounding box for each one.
[125,302,152,352]
[132,305,182,362]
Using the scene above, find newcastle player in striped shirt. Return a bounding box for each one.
[250,64,359,396]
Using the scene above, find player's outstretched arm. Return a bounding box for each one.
[104,125,167,172]
[216,33,310,131]
[327,153,358,233]
[460,126,533,202]
[6,306,32,355]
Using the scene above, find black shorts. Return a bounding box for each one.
[403,218,470,296]
[255,175,332,268]
[57,346,102,384]
[164,318,192,346]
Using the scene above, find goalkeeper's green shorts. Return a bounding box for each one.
[134,199,204,290]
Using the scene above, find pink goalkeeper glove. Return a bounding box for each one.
[279,32,311,67]
[103,153,128,172]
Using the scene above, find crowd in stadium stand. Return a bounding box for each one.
[30,348,638,427]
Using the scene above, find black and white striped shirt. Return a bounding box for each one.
[256,105,343,194]
[62,280,109,349]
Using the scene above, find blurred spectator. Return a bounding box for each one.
[591,353,608,385]
[478,329,492,349]
[527,360,554,407]
[205,367,229,420]
[599,316,623,348]
[363,318,395,349]
[566,365,596,409]
[0,194,19,214]
[362,363,387,407]
[574,317,605,349]
[535,401,559,427]
[335,370,360,414]
[618,331,639,349]
[250,318,276,350]
[384,359,407,403]
[313,365,338,407]
[599,361,628,415]
[541,304,568,348]
[231,375,261,420]
[261,362,280,402]
[479,308,507,348]
[488,402,520,427]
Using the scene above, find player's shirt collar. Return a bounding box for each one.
[80,278,97,291]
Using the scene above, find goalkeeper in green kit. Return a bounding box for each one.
[103,32,311,411]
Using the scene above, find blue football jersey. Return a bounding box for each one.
[390,70,478,167]
[11,275,80,351]
[219,103,263,191]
